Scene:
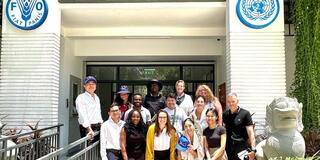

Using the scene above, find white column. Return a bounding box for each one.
[226,0,286,129]
[0,0,60,129]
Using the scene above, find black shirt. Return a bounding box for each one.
[125,128,146,160]
[223,107,253,144]
[203,126,226,148]
[143,94,165,117]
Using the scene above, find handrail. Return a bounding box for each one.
[0,124,63,141]
[37,131,100,160]
[0,132,58,152]
[68,140,99,160]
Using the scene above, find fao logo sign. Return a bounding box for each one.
[6,0,48,30]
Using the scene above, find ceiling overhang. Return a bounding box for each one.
[61,2,226,38]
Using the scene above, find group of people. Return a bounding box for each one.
[76,76,256,160]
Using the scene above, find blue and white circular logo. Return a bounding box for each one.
[6,0,48,30]
[236,0,280,29]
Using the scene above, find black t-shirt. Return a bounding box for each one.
[223,107,253,144]
[203,126,226,148]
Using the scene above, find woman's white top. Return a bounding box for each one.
[154,127,171,151]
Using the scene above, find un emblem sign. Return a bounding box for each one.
[236,0,280,29]
[6,0,48,30]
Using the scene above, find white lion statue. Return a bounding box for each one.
[256,97,305,159]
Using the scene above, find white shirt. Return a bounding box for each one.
[123,106,151,124]
[189,107,208,133]
[177,93,194,115]
[76,92,103,128]
[100,118,125,160]
[164,106,188,133]
[204,101,215,110]
[154,127,171,151]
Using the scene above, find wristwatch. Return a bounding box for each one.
[247,147,256,153]
[251,147,257,153]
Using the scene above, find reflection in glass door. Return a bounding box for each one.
[87,64,215,120]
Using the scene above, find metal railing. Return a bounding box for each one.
[0,124,63,160]
[37,131,100,160]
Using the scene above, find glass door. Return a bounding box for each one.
[87,64,215,120]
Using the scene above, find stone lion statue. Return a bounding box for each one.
[256,97,305,160]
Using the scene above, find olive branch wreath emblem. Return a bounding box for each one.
[241,0,275,21]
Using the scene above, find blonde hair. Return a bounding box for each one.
[195,84,216,103]
[175,80,185,87]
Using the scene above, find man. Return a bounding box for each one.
[100,104,125,160]
[163,93,188,133]
[143,79,166,118]
[76,76,103,141]
[223,93,256,160]
[124,93,151,124]
[175,80,194,115]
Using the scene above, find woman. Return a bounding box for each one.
[120,109,147,160]
[195,84,223,125]
[203,108,227,160]
[177,118,204,160]
[146,110,177,160]
[189,96,208,133]
[114,85,133,120]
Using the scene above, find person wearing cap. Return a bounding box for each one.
[176,118,204,160]
[175,80,194,116]
[114,85,133,120]
[143,79,166,118]
[223,93,256,160]
[76,76,103,141]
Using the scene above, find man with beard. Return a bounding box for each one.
[143,79,166,118]
[124,93,151,124]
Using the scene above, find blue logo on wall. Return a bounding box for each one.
[6,0,48,30]
[236,0,280,29]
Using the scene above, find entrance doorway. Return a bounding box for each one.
[86,63,215,120]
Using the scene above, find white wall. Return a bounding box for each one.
[59,36,83,147]
[285,36,296,95]
[1,0,60,130]
[74,38,224,56]
[226,0,286,130]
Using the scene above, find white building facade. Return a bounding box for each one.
[1,0,294,146]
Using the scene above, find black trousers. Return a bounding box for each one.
[79,123,101,142]
[226,140,249,160]
[154,149,170,160]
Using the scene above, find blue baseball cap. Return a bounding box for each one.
[117,85,130,94]
[83,76,97,84]
[176,135,190,152]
